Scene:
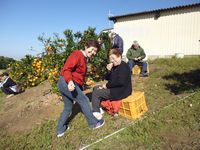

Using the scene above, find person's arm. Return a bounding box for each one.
[106,64,128,88]
[126,48,135,60]
[118,37,123,52]
[103,71,111,80]
[112,37,117,48]
[62,51,79,83]
[102,63,113,80]
[139,47,146,60]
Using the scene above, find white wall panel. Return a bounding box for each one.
[112,7,200,58]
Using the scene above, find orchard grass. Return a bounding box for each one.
[0,57,200,149]
[0,91,5,111]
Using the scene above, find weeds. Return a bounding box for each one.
[0,57,200,149]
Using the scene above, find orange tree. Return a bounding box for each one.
[38,27,111,90]
[88,31,111,80]
[8,27,110,93]
[9,55,45,89]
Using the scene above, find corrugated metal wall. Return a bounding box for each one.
[113,6,200,58]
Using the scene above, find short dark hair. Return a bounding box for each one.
[108,48,122,57]
[85,40,101,52]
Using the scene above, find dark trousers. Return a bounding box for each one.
[1,87,15,95]
[128,60,148,75]
[92,86,111,112]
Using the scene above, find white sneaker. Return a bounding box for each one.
[100,107,104,115]
[57,126,69,138]
[57,132,65,138]
[93,112,103,120]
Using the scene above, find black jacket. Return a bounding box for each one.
[1,77,17,88]
[105,61,132,100]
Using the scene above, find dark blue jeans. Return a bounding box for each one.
[1,87,15,94]
[128,60,148,75]
[56,76,98,134]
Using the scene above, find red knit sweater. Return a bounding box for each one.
[61,50,87,86]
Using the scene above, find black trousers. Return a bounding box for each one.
[91,85,111,112]
[1,87,15,95]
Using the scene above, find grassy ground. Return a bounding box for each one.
[0,91,5,111]
[90,91,200,150]
[0,57,200,150]
[0,69,6,111]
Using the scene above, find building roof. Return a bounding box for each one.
[109,3,200,21]
[101,27,113,32]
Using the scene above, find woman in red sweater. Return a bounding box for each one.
[56,40,105,137]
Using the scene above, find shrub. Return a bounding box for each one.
[8,27,110,93]
[0,56,15,69]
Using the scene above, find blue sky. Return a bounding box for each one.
[0,0,199,60]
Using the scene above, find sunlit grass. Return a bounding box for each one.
[0,57,200,149]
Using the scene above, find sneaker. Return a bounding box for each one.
[93,119,105,129]
[57,126,69,138]
[93,112,103,120]
[99,107,104,115]
[139,73,148,77]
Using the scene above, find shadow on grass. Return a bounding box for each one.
[163,69,200,95]
[66,92,92,123]
[67,102,82,123]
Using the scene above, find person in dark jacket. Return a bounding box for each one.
[109,32,124,53]
[126,40,148,77]
[91,48,132,118]
[0,72,21,98]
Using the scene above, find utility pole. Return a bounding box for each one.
[108,9,113,28]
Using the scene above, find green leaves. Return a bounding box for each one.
[7,27,111,93]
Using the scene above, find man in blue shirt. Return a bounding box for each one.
[109,32,124,53]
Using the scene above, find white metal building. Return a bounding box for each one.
[109,3,200,59]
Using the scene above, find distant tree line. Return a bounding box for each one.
[0,56,16,69]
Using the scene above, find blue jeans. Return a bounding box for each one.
[128,60,148,75]
[56,76,98,134]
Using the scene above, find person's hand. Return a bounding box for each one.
[98,86,103,89]
[106,63,113,71]
[134,57,141,61]
[68,80,75,91]
[98,84,107,89]
[102,84,107,89]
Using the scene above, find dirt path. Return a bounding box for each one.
[0,76,145,135]
[0,65,157,135]
[0,80,63,134]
